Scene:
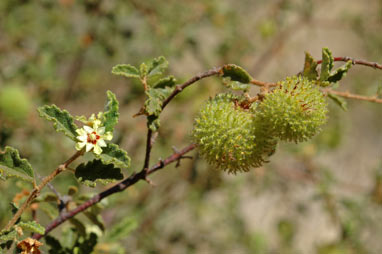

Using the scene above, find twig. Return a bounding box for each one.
[162,68,222,109]
[250,79,278,88]
[37,173,66,211]
[143,129,153,172]
[317,57,382,70]
[324,89,382,104]
[3,150,83,231]
[33,143,197,240]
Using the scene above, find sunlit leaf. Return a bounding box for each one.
[0,146,34,181]
[111,64,140,79]
[144,87,174,116]
[38,105,78,140]
[0,229,17,243]
[98,143,131,169]
[152,75,177,89]
[224,81,251,91]
[303,52,318,80]
[18,221,45,235]
[146,56,168,79]
[103,91,119,133]
[320,48,334,82]
[222,64,252,84]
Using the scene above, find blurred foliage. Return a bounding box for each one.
[0,0,382,253]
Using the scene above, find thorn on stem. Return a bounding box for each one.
[144,177,156,186]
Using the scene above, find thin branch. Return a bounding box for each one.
[317,57,382,70]
[250,79,278,87]
[162,68,222,109]
[142,129,153,172]
[37,173,65,211]
[3,150,83,231]
[33,143,197,240]
[324,89,382,104]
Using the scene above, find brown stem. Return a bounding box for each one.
[162,68,222,109]
[142,129,154,174]
[317,57,382,70]
[324,89,382,104]
[33,143,196,240]
[4,150,83,231]
[250,79,278,87]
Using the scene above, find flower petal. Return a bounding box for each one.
[86,143,94,152]
[97,139,106,147]
[76,128,86,136]
[93,119,101,129]
[77,134,87,142]
[93,145,102,155]
[97,127,105,135]
[103,132,113,141]
[75,142,86,150]
[83,125,94,133]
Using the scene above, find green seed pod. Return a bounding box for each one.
[256,76,328,143]
[192,93,276,174]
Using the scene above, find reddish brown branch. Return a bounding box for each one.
[162,68,222,109]
[317,57,382,70]
[33,143,197,240]
[324,89,382,104]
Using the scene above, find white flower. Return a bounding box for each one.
[75,125,113,155]
[76,112,104,129]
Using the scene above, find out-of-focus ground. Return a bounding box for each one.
[0,0,381,253]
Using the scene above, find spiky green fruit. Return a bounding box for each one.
[256,76,328,143]
[192,93,276,174]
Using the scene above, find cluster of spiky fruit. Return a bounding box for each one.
[192,76,328,174]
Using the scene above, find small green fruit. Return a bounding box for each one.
[256,76,328,143]
[192,93,276,173]
[0,86,31,122]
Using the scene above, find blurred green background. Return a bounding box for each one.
[0,0,382,253]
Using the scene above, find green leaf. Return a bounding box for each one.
[147,115,160,132]
[152,75,177,89]
[0,229,17,243]
[146,56,168,79]
[0,146,34,181]
[111,64,140,79]
[98,143,131,169]
[320,48,334,81]
[38,105,78,140]
[106,217,138,241]
[103,91,119,133]
[222,64,252,84]
[75,159,123,187]
[224,81,251,91]
[328,93,348,111]
[328,60,352,83]
[18,221,45,235]
[144,87,174,116]
[303,52,318,80]
[140,63,148,78]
